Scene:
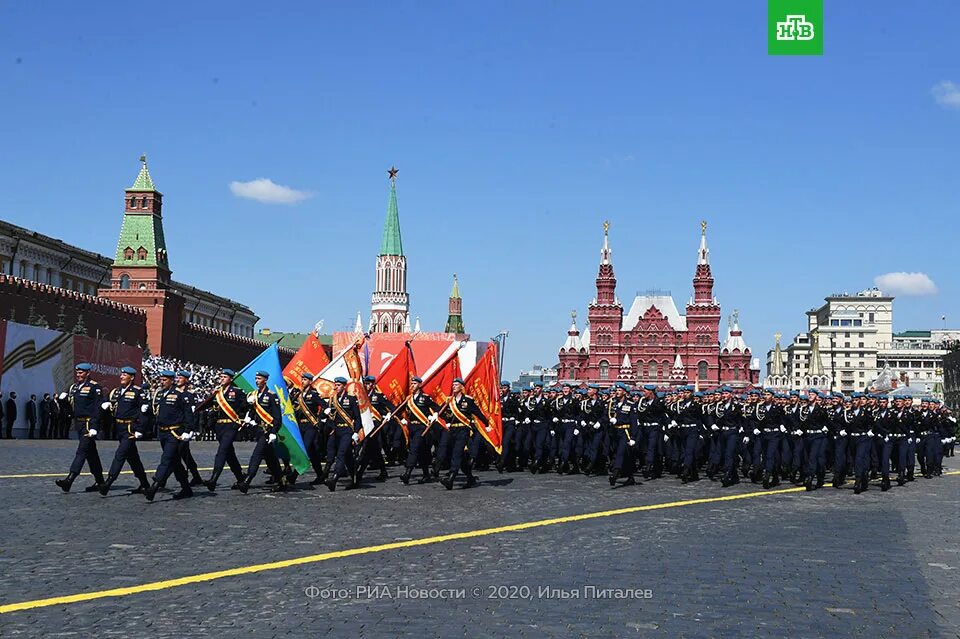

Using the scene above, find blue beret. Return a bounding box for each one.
[301,372,314,381]
[255,370,270,379]
[588,384,600,389]
[533,382,544,388]
[631,390,641,396]
[75,363,92,371]
[453,377,465,385]
[221,368,235,376]
[120,366,137,375]
[643,384,657,391]
[500,380,510,386]
[656,392,666,398]
[333,376,348,384]
[789,390,799,396]
[362,375,376,383]
[852,392,863,398]
[412,376,423,383]
[176,370,191,378]
[694,391,704,397]
[159,370,175,378]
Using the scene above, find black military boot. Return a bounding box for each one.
[376,468,388,482]
[230,473,247,490]
[55,472,79,493]
[622,475,636,487]
[400,468,412,485]
[853,477,863,495]
[417,472,431,484]
[130,479,149,495]
[271,475,289,493]
[906,469,915,482]
[173,484,194,499]
[144,480,161,502]
[896,471,906,486]
[238,476,253,494]
[84,477,104,492]
[204,470,221,492]
[98,474,118,496]
[464,474,478,489]
[189,472,205,487]
[881,475,891,492]
[608,470,618,487]
[832,473,844,488]
[816,472,825,488]
[804,475,815,491]
[440,474,454,490]
[859,472,869,492]
[324,473,339,492]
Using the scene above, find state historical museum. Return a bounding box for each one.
[558,223,759,389]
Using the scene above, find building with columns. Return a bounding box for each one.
[558,222,759,388]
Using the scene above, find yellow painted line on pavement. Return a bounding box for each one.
[1,471,956,614]
[0,468,215,479]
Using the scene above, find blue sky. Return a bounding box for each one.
[1,1,958,377]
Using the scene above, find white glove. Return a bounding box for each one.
[523,417,531,424]
[484,426,492,433]
[180,432,192,441]
[549,430,555,436]
[323,407,333,416]
[243,416,256,426]
[907,437,914,444]
[839,430,847,437]
[552,417,559,423]
[247,395,256,404]
[427,413,438,423]
[400,419,408,425]
[669,420,678,428]
[821,427,828,434]
[191,406,196,413]
[752,429,760,436]
[351,432,360,443]
[884,436,890,442]
[593,422,601,430]
[58,392,68,400]
[134,431,143,439]
[628,439,636,447]
[794,430,803,437]
[573,429,580,436]
[580,420,586,427]
[610,417,617,425]
[779,425,787,433]
[268,433,278,444]
[86,428,98,437]
[141,404,149,413]
[664,435,670,442]
[742,437,749,444]
[867,430,874,437]
[101,401,111,410]
[943,438,949,444]
[711,424,719,431]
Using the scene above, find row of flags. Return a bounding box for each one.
[235,334,503,474]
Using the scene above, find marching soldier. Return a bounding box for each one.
[289,373,327,485]
[201,369,251,491]
[637,384,666,479]
[98,365,151,495]
[356,375,392,484]
[799,390,829,491]
[54,363,107,493]
[437,377,490,489]
[174,371,205,487]
[757,389,785,488]
[873,396,898,492]
[143,371,196,501]
[556,384,581,474]
[607,382,638,487]
[238,371,286,494]
[525,382,551,473]
[399,376,440,485]
[714,387,743,487]
[580,384,606,476]
[323,377,362,491]
[498,382,520,472]
[845,393,875,494]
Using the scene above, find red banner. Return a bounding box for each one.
[464,342,503,453]
[421,348,461,407]
[282,333,331,387]
[374,343,415,442]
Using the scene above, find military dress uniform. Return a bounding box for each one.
[175,377,205,487]
[714,397,743,487]
[499,386,520,471]
[203,374,250,491]
[637,387,667,479]
[873,401,899,491]
[843,399,874,494]
[436,387,490,489]
[144,375,195,501]
[556,388,581,474]
[525,388,552,473]
[289,377,327,484]
[399,384,440,484]
[324,384,363,491]
[239,383,285,493]
[55,364,107,493]
[99,374,151,495]
[607,388,639,486]
[579,389,606,475]
[356,379,393,484]
[755,397,785,488]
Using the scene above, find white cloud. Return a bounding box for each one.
[874,272,938,296]
[229,178,312,204]
[931,81,960,109]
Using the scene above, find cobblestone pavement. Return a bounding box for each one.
[0,440,957,638]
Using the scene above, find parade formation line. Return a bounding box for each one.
[0,475,952,615]
[0,468,215,480]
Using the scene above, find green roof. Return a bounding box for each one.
[127,155,157,192]
[379,182,403,256]
[114,206,169,269]
[257,332,333,349]
[895,330,932,338]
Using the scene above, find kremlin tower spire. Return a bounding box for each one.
[444,274,465,335]
[370,166,409,333]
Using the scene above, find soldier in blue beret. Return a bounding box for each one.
[398,376,441,485]
[436,378,490,489]
[54,363,107,493]
[321,377,363,491]
[172,370,205,488]
[236,371,286,494]
[197,367,251,491]
[98,365,152,496]
[287,372,327,486]
[143,371,196,501]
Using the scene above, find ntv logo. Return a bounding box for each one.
[775,15,815,41]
